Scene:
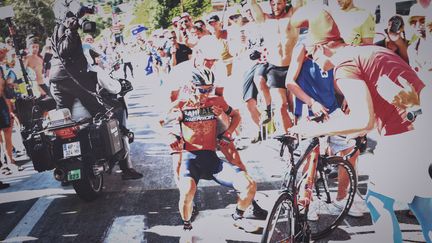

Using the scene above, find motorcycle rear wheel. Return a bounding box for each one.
[72,164,103,201]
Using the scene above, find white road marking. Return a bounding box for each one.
[5,196,57,241]
[103,215,147,243]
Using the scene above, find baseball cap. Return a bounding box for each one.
[206,14,220,23]
[181,12,190,19]
[409,3,428,18]
[172,16,180,24]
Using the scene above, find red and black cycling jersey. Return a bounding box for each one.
[177,95,229,151]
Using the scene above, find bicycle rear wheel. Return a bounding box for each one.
[297,156,357,240]
[261,192,296,243]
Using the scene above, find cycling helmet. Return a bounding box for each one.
[191,67,215,87]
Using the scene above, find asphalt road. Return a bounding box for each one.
[0,69,426,243]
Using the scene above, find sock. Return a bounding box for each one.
[233,207,244,220]
[252,200,259,209]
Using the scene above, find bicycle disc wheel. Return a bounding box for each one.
[261,192,296,243]
[297,156,357,240]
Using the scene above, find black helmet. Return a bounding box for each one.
[191,67,215,87]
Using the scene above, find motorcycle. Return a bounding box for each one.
[21,65,133,201]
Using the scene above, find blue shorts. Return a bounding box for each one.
[180,150,243,188]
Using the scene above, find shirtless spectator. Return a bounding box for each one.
[248,0,304,135]
[23,35,48,97]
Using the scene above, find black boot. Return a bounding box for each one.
[122,168,143,180]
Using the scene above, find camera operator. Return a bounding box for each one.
[49,0,106,116]
[375,15,409,63]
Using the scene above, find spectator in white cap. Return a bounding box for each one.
[179,12,194,46]
[407,3,432,83]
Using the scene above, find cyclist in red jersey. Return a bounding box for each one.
[290,5,432,242]
[163,67,260,233]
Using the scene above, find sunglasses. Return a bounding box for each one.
[196,86,214,94]
[181,20,189,24]
[229,14,242,20]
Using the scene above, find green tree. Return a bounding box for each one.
[0,0,55,50]
[130,0,212,32]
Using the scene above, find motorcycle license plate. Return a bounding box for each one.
[63,141,81,158]
[67,169,81,181]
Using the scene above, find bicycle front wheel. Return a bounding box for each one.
[301,156,357,240]
[261,192,296,243]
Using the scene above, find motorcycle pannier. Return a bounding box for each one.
[24,133,55,172]
[89,118,123,160]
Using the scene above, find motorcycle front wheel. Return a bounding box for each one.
[72,163,104,201]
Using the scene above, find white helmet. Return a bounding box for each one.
[191,66,215,87]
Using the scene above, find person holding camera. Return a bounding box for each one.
[49,1,106,117]
[375,15,409,63]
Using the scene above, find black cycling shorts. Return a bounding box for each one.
[266,64,289,89]
[242,64,259,102]
[180,150,243,188]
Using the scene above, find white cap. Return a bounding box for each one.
[53,0,81,20]
[195,35,223,60]
[409,3,429,17]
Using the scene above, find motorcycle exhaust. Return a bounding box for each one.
[53,168,65,181]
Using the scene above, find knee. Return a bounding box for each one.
[178,180,196,202]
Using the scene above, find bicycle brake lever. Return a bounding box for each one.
[280,143,285,157]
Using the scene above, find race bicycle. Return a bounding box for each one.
[261,133,363,242]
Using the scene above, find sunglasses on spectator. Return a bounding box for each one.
[168,36,176,40]
[229,14,242,20]
[181,20,189,24]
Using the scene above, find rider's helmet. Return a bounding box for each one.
[190,67,215,94]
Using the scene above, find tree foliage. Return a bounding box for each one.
[0,0,55,50]
[130,0,212,33]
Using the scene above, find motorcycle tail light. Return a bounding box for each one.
[54,126,78,139]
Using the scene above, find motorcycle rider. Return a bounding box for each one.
[50,0,142,180]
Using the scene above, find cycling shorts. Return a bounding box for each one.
[180,150,243,187]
